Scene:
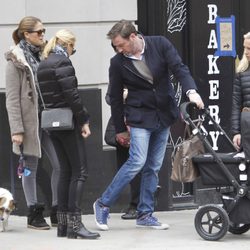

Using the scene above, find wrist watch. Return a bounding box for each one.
[187,89,197,97]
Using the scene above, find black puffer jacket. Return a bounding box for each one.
[37,53,89,127]
[231,68,250,135]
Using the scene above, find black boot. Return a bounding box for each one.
[57,211,67,237]
[27,203,50,230]
[67,212,100,239]
[50,205,58,227]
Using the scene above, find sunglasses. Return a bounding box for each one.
[28,28,46,36]
[68,44,76,55]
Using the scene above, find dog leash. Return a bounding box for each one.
[17,144,31,178]
[9,150,16,199]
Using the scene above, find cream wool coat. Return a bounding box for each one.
[5,45,41,157]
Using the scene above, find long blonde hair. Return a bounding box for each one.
[236,32,250,73]
[43,29,76,58]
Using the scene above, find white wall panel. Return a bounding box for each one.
[99,0,137,21]
[0,0,26,24]
[26,0,137,23]
[1,28,18,88]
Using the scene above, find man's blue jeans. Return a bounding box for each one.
[100,124,170,216]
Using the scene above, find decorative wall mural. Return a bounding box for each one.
[167,0,186,33]
[170,73,182,107]
[166,1,191,199]
[166,0,186,108]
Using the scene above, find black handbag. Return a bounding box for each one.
[104,116,117,146]
[37,84,74,131]
[41,108,74,131]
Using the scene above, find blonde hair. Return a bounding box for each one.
[43,29,76,58]
[236,32,250,73]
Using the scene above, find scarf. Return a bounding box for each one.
[52,45,69,57]
[19,39,41,81]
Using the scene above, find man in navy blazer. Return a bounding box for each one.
[94,20,204,231]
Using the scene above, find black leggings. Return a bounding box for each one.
[49,128,88,213]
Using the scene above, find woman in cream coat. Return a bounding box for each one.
[5,16,50,230]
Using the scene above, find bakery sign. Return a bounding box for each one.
[207,4,236,150]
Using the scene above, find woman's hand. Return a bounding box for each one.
[12,134,24,145]
[81,123,91,138]
[233,134,241,151]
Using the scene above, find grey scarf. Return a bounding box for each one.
[19,39,41,81]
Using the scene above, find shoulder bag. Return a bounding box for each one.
[170,123,205,182]
[37,84,74,131]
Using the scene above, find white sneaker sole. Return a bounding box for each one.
[136,223,170,230]
[93,202,109,231]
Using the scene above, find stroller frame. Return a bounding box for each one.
[180,102,250,241]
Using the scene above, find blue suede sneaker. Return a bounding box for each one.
[136,214,169,230]
[93,199,110,231]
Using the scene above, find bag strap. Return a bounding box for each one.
[183,124,191,139]
[35,84,47,110]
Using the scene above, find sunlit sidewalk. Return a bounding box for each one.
[1,209,250,250]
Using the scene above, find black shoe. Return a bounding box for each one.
[67,212,100,239]
[27,204,50,230]
[121,207,138,220]
[50,206,58,227]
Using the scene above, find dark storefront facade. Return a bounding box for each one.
[1,0,250,215]
[137,0,250,207]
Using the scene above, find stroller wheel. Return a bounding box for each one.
[194,204,229,241]
[229,223,250,234]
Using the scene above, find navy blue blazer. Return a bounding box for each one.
[109,35,197,133]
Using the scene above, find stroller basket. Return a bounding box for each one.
[193,153,246,186]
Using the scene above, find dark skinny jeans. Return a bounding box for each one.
[49,127,88,213]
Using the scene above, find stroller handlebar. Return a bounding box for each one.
[180,102,237,151]
[180,102,201,121]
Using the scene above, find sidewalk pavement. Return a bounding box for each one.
[2,209,250,250]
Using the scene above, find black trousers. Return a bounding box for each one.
[241,111,250,161]
[116,144,141,208]
[49,127,88,213]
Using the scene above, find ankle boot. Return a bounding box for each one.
[67,212,100,239]
[57,211,67,237]
[27,203,50,230]
[50,205,58,227]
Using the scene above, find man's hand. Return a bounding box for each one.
[116,131,130,147]
[188,92,204,109]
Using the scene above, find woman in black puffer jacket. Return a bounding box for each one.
[232,32,250,159]
[37,29,100,240]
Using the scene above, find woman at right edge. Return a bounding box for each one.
[232,32,250,161]
[37,29,100,239]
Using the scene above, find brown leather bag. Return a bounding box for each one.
[171,125,205,183]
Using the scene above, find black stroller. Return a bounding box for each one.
[180,102,250,241]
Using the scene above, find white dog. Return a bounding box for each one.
[0,188,15,232]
